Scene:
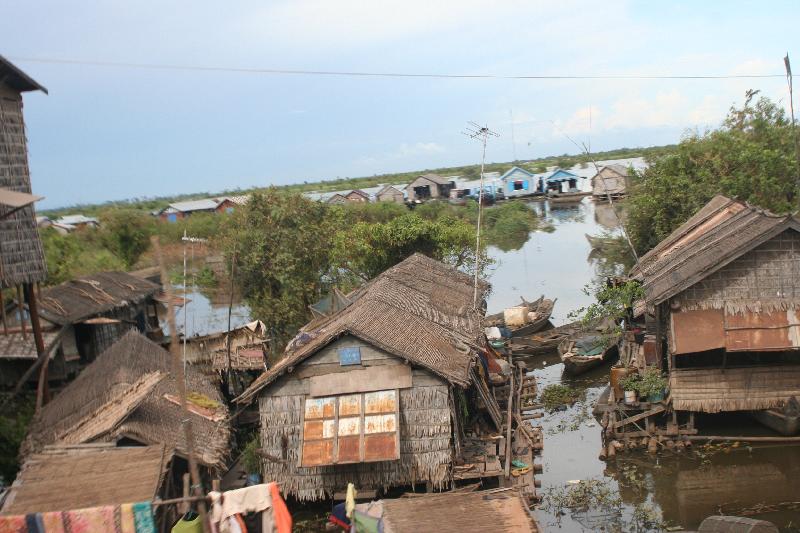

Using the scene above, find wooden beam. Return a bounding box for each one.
[612,405,666,430]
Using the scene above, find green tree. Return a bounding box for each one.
[218,189,334,345]
[330,213,479,282]
[100,208,155,268]
[627,94,798,253]
[41,228,82,285]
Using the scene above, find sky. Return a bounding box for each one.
[3,0,799,209]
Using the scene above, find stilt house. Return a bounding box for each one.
[630,195,800,414]
[0,57,50,388]
[591,164,631,199]
[235,253,497,501]
[376,185,405,204]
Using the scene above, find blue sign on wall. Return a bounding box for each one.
[338,346,362,366]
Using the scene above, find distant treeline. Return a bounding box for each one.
[41,145,675,217]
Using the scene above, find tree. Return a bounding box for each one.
[330,213,479,282]
[100,208,155,268]
[218,189,334,345]
[627,94,798,254]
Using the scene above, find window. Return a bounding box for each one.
[513,180,525,191]
[301,390,399,467]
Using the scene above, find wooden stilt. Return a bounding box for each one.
[17,285,26,340]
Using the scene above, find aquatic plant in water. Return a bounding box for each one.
[540,384,583,411]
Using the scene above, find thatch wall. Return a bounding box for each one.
[675,229,800,314]
[259,385,452,501]
[669,365,800,412]
[0,83,47,287]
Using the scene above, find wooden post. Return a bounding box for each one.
[17,285,27,340]
[181,473,191,515]
[1,288,8,335]
[152,236,208,529]
[504,371,514,479]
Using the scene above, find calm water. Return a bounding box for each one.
[486,198,800,532]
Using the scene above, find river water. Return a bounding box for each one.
[486,198,800,532]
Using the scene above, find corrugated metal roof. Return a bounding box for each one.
[54,214,98,226]
[165,199,220,212]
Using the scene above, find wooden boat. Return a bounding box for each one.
[484,295,555,337]
[508,320,582,355]
[585,233,618,250]
[750,397,800,436]
[558,332,619,375]
[548,191,589,204]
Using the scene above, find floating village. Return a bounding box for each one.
[1,52,800,533]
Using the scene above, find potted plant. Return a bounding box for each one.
[638,368,668,403]
[620,373,641,405]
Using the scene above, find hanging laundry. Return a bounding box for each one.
[345,483,357,519]
[63,506,116,532]
[120,504,136,533]
[209,483,291,533]
[41,512,65,533]
[132,502,157,533]
[0,515,26,533]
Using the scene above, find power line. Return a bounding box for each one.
[7,56,795,81]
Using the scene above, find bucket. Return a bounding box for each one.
[611,366,635,400]
[648,390,665,403]
[624,390,638,405]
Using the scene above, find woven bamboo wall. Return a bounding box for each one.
[258,343,453,501]
[0,84,47,286]
[676,229,800,313]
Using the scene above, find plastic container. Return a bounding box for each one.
[611,366,635,400]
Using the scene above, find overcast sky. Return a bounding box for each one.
[4,0,798,208]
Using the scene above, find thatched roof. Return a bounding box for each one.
[407,174,453,188]
[670,365,800,412]
[1,444,169,514]
[237,253,487,403]
[376,185,404,196]
[0,62,48,288]
[25,331,230,468]
[38,271,159,325]
[380,488,538,532]
[630,195,800,306]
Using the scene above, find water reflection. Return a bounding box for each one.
[486,198,622,325]
[168,285,251,338]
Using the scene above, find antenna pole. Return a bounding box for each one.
[785,54,800,197]
[462,122,499,309]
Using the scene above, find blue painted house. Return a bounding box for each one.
[545,169,582,193]
[499,166,541,198]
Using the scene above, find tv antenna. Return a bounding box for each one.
[462,122,499,308]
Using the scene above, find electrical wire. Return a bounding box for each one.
[7,56,795,80]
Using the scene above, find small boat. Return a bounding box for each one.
[585,233,619,250]
[750,397,800,436]
[484,295,556,337]
[508,320,582,355]
[558,332,619,375]
[548,191,589,204]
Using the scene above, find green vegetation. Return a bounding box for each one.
[572,279,644,333]
[540,383,582,410]
[99,209,155,268]
[621,368,667,399]
[627,93,798,254]
[241,434,261,474]
[0,395,34,484]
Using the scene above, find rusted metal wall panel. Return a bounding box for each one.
[302,440,334,466]
[364,433,398,462]
[338,436,361,463]
[338,394,361,417]
[338,416,360,436]
[304,397,335,419]
[365,414,397,434]
[724,309,800,351]
[365,390,396,414]
[670,309,725,354]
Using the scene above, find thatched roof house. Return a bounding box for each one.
[36,271,161,363]
[591,164,631,198]
[0,56,47,288]
[1,444,172,515]
[405,174,455,202]
[630,195,800,413]
[376,185,405,204]
[235,253,491,501]
[24,330,230,469]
